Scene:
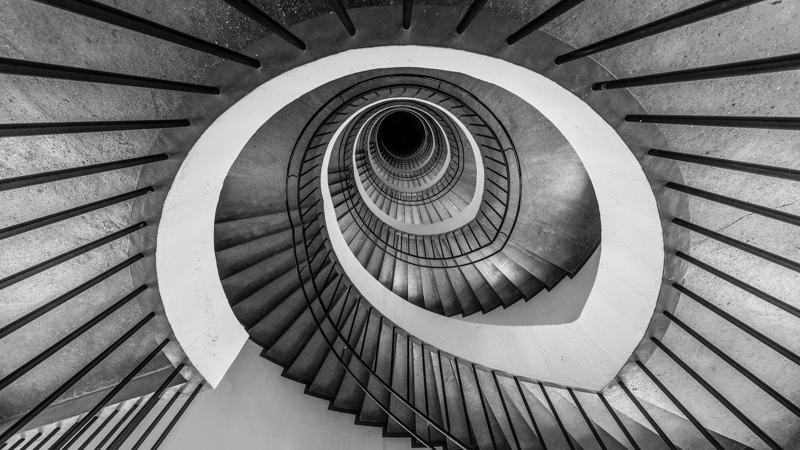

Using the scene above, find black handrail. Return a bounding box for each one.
[636,360,724,450]
[0,154,169,192]
[402,0,413,30]
[0,57,219,94]
[0,312,156,442]
[0,187,154,241]
[0,119,189,137]
[0,285,148,392]
[555,0,765,64]
[506,0,585,45]
[32,0,260,67]
[673,218,800,273]
[652,337,781,449]
[667,182,800,227]
[106,364,186,450]
[49,339,172,450]
[0,253,144,339]
[648,148,800,181]
[222,0,306,50]
[327,0,356,36]
[150,383,204,450]
[593,52,800,90]
[628,114,800,130]
[0,222,148,290]
[456,0,487,34]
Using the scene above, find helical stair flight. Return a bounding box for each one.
[1,1,799,450]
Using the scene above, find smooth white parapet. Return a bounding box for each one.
[157,46,663,391]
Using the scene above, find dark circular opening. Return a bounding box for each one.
[377,110,426,158]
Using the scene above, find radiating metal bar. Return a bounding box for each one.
[652,338,781,450]
[618,381,677,450]
[472,367,498,449]
[76,409,118,450]
[0,285,147,391]
[50,339,171,450]
[556,0,765,63]
[627,114,800,130]
[648,149,800,181]
[664,311,800,418]
[673,218,800,273]
[31,428,59,450]
[327,0,356,36]
[677,251,800,319]
[16,433,41,450]
[32,0,259,67]
[515,378,547,450]
[129,385,183,450]
[492,373,520,450]
[0,187,154,241]
[0,254,143,339]
[106,364,185,450]
[456,0,487,34]
[0,153,169,192]
[58,416,97,450]
[636,361,724,449]
[597,393,640,450]
[0,313,155,442]
[0,57,219,94]
[667,182,800,227]
[0,119,188,138]
[567,388,607,450]
[96,402,141,450]
[673,282,800,367]
[593,52,800,90]
[149,383,204,450]
[506,0,584,45]
[221,0,306,50]
[0,222,147,290]
[539,383,575,450]
[403,0,413,30]
[6,439,24,450]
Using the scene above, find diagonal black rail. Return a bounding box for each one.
[0,254,144,339]
[0,57,219,94]
[648,149,800,181]
[0,222,147,290]
[667,182,800,227]
[456,0,488,34]
[32,0,260,67]
[627,114,800,130]
[0,187,154,241]
[0,312,155,442]
[0,154,168,192]
[0,119,189,137]
[221,0,306,50]
[593,52,800,90]
[555,0,766,64]
[506,0,585,45]
[327,0,356,36]
[49,339,171,450]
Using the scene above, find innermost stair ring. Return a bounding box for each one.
[377,110,426,158]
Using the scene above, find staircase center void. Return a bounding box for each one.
[377,110,425,158]
[157,45,663,389]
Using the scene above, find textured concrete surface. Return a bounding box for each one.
[0,0,795,447]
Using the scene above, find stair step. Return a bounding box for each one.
[214,212,292,251]
[215,229,295,280]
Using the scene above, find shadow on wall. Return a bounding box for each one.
[456,246,600,326]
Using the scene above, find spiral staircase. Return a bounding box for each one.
[1,0,799,449]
